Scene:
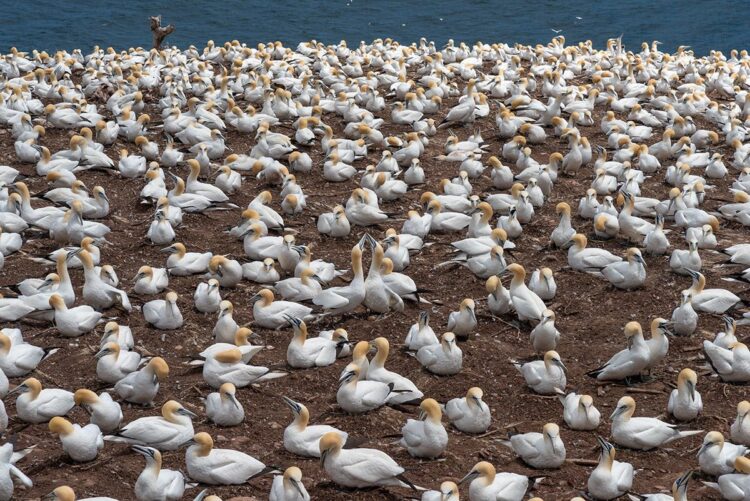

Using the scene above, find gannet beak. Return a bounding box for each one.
[282,396,301,414]
[227,392,241,410]
[555,359,567,372]
[293,479,305,498]
[178,407,198,419]
[179,437,196,448]
[458,470,478,485]
[67,248,83,260]
[687,380,696,402]
[94,347,109,359]
[131,444,153,457]
[610,405,624,419]
[320,448,329,466]
[7,384,26,397]
[159,245,175,254]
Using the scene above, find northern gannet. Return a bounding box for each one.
[185,432,273,485]
[444,387,491,433]
[513,350,566,394]
[107,400,196,451]
[205,382,244,426]
[667,368,702,421]
[10,377,74,423]
[48,416,103,462]
[610,396,702,450]
[132,445,191,501]
[500,422,566,469]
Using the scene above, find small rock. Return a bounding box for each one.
[270,421,281,429]
[216,434,228,442]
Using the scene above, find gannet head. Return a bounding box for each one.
[48,416,75,436]
[503,262,526,281]
[441,332,457,352]
[543,350,566,373]
[555,202,571,216]
[319,431,344,464]
[10,377,42,399]
[48,293,66,310]
[611,395,636,421]
[74,389,99,409]
[148,357,169,380]
[596,436,617,470]
[95,341,120,361]
[282,466,306,498]
[162,400,197,423]
[418,398,442,423]
[736,456,750,474]
[651,317,673,338]
[253,288,275,307]
[569,233,587,250]
[467,387,484,408]
[699,431,725,456]
[48,486,76,501]
[185,432,213,456]
[460,461,495,486]
[219,383,240,409]
[543,422,561,449]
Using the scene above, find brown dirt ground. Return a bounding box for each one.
[1,61,748,500]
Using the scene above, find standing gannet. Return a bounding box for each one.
[107,400,196,451]
[513,350,566,394]
[587,438,633,500]
[586,321,651,382]
[269,466,310,501]
[132,445,190,501]
[503,263,546,323]
[319,431,420,489]
[703,456,750,499]
[185,432,272,485]
[205,383,244,426]
[444,387,491,433]
[698,431,749,475]
[11,377,74,423]
[399,398,448,458]
[363,238,403,313]
[500,422,565,469]
[282,396,348,458]
[416,332,462,375]
[143,291,183,330]
[459,461,539,501]
[368,337,423,403]
[74,389,122,433]
[48,416,103,462]
[252,289,313,329]
[732,401,750,446]
[285,316,339,368]
[610,396,702,450]
[95,341,141,383]
[668,368,702,421]
[114,356,169,405]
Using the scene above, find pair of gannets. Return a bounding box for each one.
[587,320,670,381]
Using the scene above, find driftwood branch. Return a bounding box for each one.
[150,15,175,50]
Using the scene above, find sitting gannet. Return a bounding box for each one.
[368,337,423,403]
[114,357,169,405]
[107,400,196,451]
[459,461,539,501]
[399,398,448,458]
[587,438,633,500]
[205,383,244,427]
[557,390,601,431]
[444,387,491,434]
[610,396,701,450]
[185,432,272,485]
[513,350,566,394]
[74,389,122,433]
[132,445,191,501]
[48,416,103,462]
[698,431,749,476]
[667,368,702,421]
[703,456,750,500]
[269,466,310,501]
[319,431,420,489]
[10,377,74,423]
[500,422,565,469]
[731,401,750,446]
[282,397,348,458]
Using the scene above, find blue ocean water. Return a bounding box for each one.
[4,1,749,55]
